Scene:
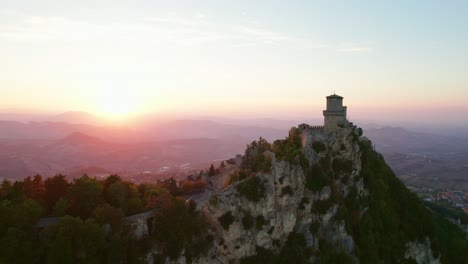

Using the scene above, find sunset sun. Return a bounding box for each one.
[95,87,139,119]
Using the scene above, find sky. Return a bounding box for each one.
[1,0,467,123]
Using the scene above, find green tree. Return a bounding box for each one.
[0,179,12,199]
[0,197,43,263]
[0,228,39,264]
[42,216,106,264]
[0,198,43,235]
[67,175,103,219]
[122,197,144,216]
[44,175,69,212]
[236,177,266,202]
[104,174,122,188]
[52,197,69,217]
[209,164,216,176]
[106,181,127,208]
[152,197,209,260]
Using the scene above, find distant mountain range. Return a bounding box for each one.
[0,111,103,124]
[0,115,466,191]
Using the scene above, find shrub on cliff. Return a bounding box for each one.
[225,170,248,187]
[305,163,332,192]
[312,141,326,153]
[243,137,272,172]
[242,212,254,230]
[218,211,235,231]
[332,158,353,175]
[272,127,305,166]
[236,177,266,202]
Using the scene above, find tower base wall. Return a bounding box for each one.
[324,114,346,132]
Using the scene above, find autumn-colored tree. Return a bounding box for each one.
[180,179,207,194]
[94,204,124,232]
[22,175,45,203]
[158,178,183,196]
[142,184,173,209]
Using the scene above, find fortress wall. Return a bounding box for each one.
[325,115,346,132]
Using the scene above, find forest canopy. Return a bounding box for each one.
[0,174,208,263]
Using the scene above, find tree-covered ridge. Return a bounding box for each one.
[0,174,210,263]
[350,140,468,263]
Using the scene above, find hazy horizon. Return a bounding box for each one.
[1,105,468,128]
[1,0,467,124]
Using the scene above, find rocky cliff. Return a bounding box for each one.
[148,126,464,263]
[198,127,362,263]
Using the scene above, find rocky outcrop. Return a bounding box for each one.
[147,126,444,264]
[405,238,440,264]
[188,127,364,263]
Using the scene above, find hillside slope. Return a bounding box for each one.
[164,126,468,263]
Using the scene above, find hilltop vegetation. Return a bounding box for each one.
[0,174,209,263]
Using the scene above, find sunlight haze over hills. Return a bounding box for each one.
[1,0,467,123]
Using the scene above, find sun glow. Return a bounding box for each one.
[94,85,140,120]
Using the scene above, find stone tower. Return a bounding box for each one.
[323,94,347,132]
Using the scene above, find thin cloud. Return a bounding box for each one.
[337,43,373,53]
[143,14,207,27]
[0,12,326,49]
[236,26,293,42]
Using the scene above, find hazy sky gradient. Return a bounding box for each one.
[1,1,467,122]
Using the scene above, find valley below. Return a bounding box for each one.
[0,118,467,195]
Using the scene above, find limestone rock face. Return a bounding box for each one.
[405,238,440,264]
[203,161,304,261]
[188,127,365,263]
[147,127,440,263]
